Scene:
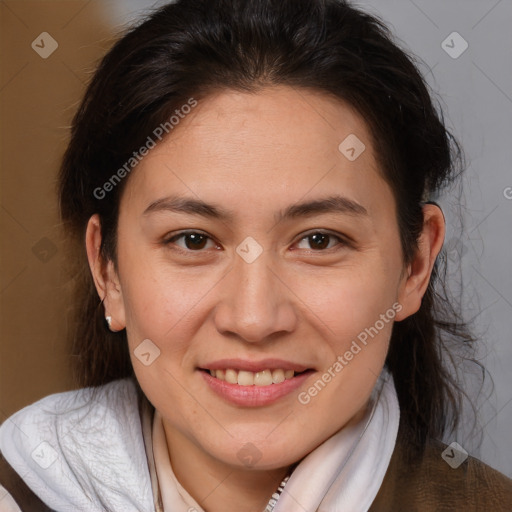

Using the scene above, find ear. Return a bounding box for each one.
[395,203,445,321]
[85,214,126,331]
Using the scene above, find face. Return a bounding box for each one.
[94,86,425,471]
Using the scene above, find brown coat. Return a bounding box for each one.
[1,439,512,511]
[370,438,512,511]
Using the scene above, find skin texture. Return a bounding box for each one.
[86,86,445,511]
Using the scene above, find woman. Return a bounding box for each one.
[1,0,511,510]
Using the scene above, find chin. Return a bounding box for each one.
[200,430,316,471]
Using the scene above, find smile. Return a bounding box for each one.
[207,368,296,386]
[199,360,314,407]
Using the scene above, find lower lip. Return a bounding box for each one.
[200,370,314,407]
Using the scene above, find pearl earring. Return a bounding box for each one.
[105,316,112,329]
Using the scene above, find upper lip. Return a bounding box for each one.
[200,358,312,373]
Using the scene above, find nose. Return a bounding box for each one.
[213,253,297,343]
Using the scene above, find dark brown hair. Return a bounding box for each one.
[59,0,474,459]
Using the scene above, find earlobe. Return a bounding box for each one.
[395,204,445,321]
[85,214,126,331]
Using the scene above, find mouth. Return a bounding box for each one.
[198,360,314,406]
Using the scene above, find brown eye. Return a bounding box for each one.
[296,231,345,251]
[308,233,330,250]
[165,231,217,251]
[184,233,208,250]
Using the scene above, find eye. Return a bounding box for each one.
[164,231,219,251]
[295,231,346,251]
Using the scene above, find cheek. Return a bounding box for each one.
[297,258,401,415]
[118,253,210,414]
[296,271,397,423]
[293,262,400,348]
[116,244,211,354]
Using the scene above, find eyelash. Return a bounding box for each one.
[163,230,350,254]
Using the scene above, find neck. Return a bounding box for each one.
[162,425,291,512]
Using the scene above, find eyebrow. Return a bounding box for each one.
[143,194,368,221]
[143,195,234,220]
[279,195,367,220]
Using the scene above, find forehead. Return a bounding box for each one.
[121,86,394,221]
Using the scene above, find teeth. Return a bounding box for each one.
[237,370,254,386]
[254,370,273,386]
[271,369,285,384]
[209,368,297,386]
[225,369,238,384]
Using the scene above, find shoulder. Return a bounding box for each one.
[0,378,140,458]
[0,378,138,439]
[370,437,512,511]
[0,379,148,512]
